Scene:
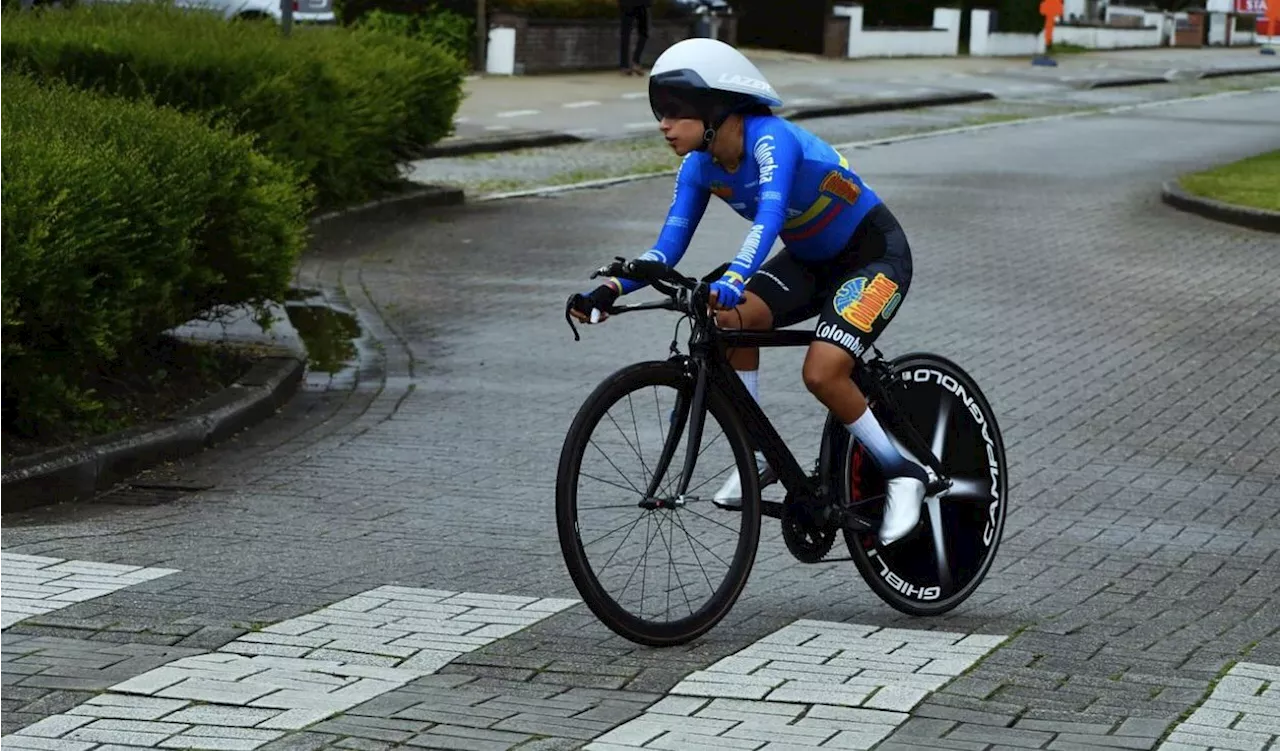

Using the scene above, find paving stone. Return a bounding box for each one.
[947,723,1058,747]
[334,739,393,751]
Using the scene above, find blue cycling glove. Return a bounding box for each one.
[710,270,746,310]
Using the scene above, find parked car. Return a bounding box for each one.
[76,0,336,25]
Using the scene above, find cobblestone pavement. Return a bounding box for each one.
[3,89,1279,751]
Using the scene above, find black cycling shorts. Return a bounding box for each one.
[744,203,912,360]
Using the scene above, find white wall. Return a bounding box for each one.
[834,5,961,58]
[1230,23,1257,44]
[1053,23,1162,48]
[1208,11,1230,44]
[968,8,1046,56]
[1106,6,1145,22]
[485,26,516,75]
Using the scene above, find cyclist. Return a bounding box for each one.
[569,38,928,546]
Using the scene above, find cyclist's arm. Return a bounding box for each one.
[722,125,801,287]
[605,155,710,295]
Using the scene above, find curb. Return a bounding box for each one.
[308,183,465,227]
[1160,180,1280,233]
[1,354,305,513]
[1086,74,1170,89]
[781,90,996,121]
[416,131,586,160]
[1198,63,1280,78]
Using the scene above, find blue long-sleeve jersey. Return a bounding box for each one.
[607,115,883,295]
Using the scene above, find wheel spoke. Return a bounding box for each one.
[931,395,951,465]
[605,409,651,488]
[924,496,953,593]
[677,459,737,497]
[674,503,746,538]
[945,477,992,502]
[654,514,695,619]
[587,439,644,497]
[671,510,719,597]
[626,392,652,487]
[578,471,644,500]
[580,511,646,552]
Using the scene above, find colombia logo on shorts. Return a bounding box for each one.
[833,273,899,333]
[709,180,733,199]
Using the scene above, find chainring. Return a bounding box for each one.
[780,499,838,563]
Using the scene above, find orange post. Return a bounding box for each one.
[1261,0,1278,52]
[1040,0,1064,49]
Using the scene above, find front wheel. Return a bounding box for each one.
[839,353,1009,616]
[556,359,761,646]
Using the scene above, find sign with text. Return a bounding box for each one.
[1236,0,1268,16]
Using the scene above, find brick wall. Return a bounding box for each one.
[824,15,849,57]
[1173,11,1204,47]
[490,13,738,74]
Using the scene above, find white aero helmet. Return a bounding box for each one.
[648,38,783,150]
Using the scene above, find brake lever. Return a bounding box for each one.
[590,256,628,281]
[564,294,582,342]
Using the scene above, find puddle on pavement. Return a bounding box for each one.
[284,299,361,374]
[284,287,321,302]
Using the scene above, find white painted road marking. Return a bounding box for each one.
[496,109,540,118]
[1,552,179,629]
[587,619,1008,750]
[2,585,579,750]
[564,100,601,109]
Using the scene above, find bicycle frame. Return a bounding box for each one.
[566,258,950,520]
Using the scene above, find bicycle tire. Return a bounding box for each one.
[839,352,1009,616]
[556,358,762,647]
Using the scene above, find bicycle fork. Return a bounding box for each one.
[637,359,707,509]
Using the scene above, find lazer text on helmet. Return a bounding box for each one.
[717,73,773,94]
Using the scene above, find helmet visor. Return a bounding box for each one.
[649,82,710,122]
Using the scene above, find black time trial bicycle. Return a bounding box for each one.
[557,257,1008,647]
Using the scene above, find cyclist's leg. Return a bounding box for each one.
[711,252,819,509]
[799,205,925,544]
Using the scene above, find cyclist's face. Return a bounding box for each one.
[659,117,703,156]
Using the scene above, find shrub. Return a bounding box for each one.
[990,0,1044,33]
[1,1,466,209]
[1,73,309,440]
[349,5,473,63]
[493,0,694,18]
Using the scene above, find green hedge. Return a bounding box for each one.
[988,1,1044,34]
[1,73,309,440]
[1,1,466,210]
[350,6,473,65]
